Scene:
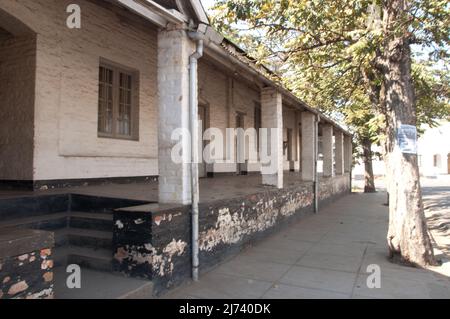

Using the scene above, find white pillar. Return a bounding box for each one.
[157,27,194,204]
[322,124,334,177]
[344,135,352,173]
[301,112,316,181]
[261,87,283,188]
[335,131,345,175]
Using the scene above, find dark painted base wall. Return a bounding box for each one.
[0,249,54,299]
[0,230,55,299]
[113,174,351,296]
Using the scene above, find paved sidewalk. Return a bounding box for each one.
[423,177,450,278]
[164,192,450,299]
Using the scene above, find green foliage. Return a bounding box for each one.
[210,0,450,159]
[413,61,450,129]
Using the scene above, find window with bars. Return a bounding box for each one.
[98,63,138,140]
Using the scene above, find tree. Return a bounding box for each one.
[211,0,450,266]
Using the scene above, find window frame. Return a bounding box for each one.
[97,59,139,141]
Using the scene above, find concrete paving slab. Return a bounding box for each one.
[308,242,367,258]
[262,284,350,299]
[239,246,307,265]
[214,257,292,282]
[296,252,363,273]
[255,236,315,253]
[54,267,153,299]
[164,273,273,299]
[279,265,358,294]
[282,229,328,243]
[353,273,450,299]
[318,231,374,245]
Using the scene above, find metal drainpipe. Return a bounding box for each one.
[188,32,204,282]
[314,114,321,213]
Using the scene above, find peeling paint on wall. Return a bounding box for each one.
[198,186,316,252]
[319,175,350,202]
[1,248,54,299]
[115,220,124,229]
[154,213,177,226]
[114,239,187,277]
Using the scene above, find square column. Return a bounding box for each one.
[301,112,316,181]
[157,27,194,204]
[344,135,352,173]
[335,131,345,175]
[261,87,283,188]
[322,124,334,177]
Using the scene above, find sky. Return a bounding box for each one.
[201,0,216,11]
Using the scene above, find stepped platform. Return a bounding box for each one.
[0,193,152,299]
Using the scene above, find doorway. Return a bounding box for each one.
[236,112,245,174]
[286,129,293,163]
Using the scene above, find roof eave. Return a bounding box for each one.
[114,0,188,28]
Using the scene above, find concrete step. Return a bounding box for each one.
[1,210,115,273]
[55,228,112,250]
[68,211,113,232]
[0,211,113,231]
[0,212,69,231]
[53,246,113,272]
[53,266,154,299]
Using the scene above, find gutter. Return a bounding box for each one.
[188,34,203,282]
[188,25,224,282]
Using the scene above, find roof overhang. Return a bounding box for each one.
[187,0,210,24]
[114,0,188,28]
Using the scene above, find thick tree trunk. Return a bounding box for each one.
[362,137,376,193]
[381,0,436,267]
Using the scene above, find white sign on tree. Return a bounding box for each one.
[397,124,418,154]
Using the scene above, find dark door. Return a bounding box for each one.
[198,105,207,178]
[236,112,245,174]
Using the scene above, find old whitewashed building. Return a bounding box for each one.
[0,0,353,298]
